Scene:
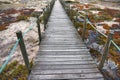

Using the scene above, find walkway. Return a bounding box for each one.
[29,0,104,79]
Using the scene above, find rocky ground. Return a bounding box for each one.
[79,0,120,10]
[94,1,120,10]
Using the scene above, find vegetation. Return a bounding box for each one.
[0,1,10,4]
[103,24,110,30]
[17,15,28,21]
[115,13,120,18]
[89,48,101,60]
[0,24,8,31]
[104,8,120,18]
[31,12,39,17]
[89,7,103,11]
[0,60,33,80]
[88,13,112,22]
[0,8,35,31]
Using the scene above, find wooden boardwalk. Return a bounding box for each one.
[29,0,104,80]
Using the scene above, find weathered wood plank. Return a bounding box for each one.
[40,41,87,49]
[35,59,93,62]
[36,55,92,58]
[29,73,103,80]
[34,61,96,65]
[35,57,93,62]
[39,45,86,47]
[38,51,90,55]
[43,38,82,41]
[29,0,104,79]
[31,69,100,75]
[32,64,98,70]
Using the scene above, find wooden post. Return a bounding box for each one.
[43,8,46,31]
[82,13,87,41]
[37,16,42,43]
[69,7,71,17]
[46,7,48,24]
[98,31,114,69]
[73,16,76,27]
[50,2,52,13]
[48,4,50,17]
[16,31,31,73]
[50,1,53,13]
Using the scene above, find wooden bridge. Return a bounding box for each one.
[29,0,104,79]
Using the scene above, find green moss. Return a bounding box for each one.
[115,13,120,18]
[89,8,103,11]
[31,13,39,17]
[17,15,28,21]
[100,14,112,21]
[0,60,33,80]
[89,48,101,59]
[89,13,112,22]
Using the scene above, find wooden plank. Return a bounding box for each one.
[40,42,84,45]
[37,52,90,55]
[39,47,87,50]
[32,64,97,70]
[35,58,93,62]
[31,69,100,75]
[36,52,91,55]
[42,37,80,41]
[39,49,89,52]
[36,55,91,59]
[35,57,93,61]
[29,73,103,80]
[39,45,86,47]
[34,61,96,65]
[30,77,103,80]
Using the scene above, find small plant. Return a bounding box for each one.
[17,15,28,21]
[0,60,33,80]
[115,13,120,18]
[89,7,103,11]
[0,24,9,31]
[103,24,110,30]
[31,12,39,17]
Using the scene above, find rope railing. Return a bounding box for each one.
[86,19,108,38]
[86,17,120,54]
[82,15,120,53]
[78,12,120,70]
[0,22,36,73]
[111,40,120,52]
[43,0,55,29]
[0,0,56,74]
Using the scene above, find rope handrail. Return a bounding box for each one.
[86,16,120,52]
[74,9,120,53]
[0,22,36,73]
[74,11,108,37]
[62,0,120,53]
[86,18,108,38]
[111,40,120,52]
[0,0,55,74]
